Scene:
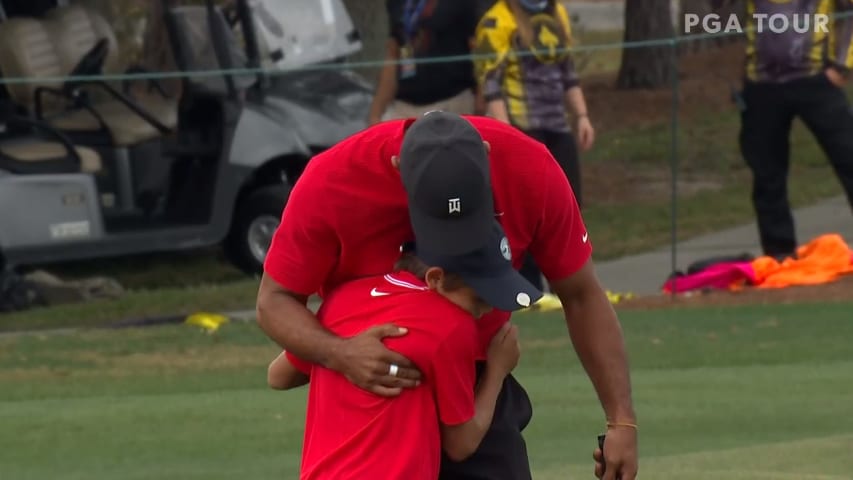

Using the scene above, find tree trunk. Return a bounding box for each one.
[617,0,676,89]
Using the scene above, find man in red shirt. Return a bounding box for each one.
[269,219,542,479]
[257,112,638,480]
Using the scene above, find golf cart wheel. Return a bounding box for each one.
[225,184,291,276]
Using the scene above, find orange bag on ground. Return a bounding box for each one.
[751,234,853,289]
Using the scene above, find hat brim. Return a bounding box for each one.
[410,203,493,256]
[459,268,544,312]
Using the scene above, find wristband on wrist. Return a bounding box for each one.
[606,421,638,430]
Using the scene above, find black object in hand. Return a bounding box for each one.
[598,434,606,475]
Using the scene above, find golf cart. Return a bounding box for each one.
[0,0,373,275]
[241,0,363,70]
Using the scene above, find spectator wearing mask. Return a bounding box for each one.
[367,0,494,124]
[473,0,594,291]
[730,0,853,258]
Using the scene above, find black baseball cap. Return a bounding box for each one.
[415,220,543,312]
[399,111,494,256]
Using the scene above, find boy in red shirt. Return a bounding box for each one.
[258,112,638,480]
[269,221,542,480]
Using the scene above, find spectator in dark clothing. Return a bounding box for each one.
[368,0,495,124]
[732,0,853,258]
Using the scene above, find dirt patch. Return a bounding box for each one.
[582,163,725,204]
[615,274,853,310]
[580,41,746,205]
[583,41,746,132]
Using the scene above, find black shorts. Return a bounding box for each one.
[438,362,534,480]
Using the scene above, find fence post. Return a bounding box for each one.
[669,36,680,298]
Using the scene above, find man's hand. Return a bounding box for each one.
[575,115,595,152]
[825,67,848,88]
[593,427,638,480]
[328,323,423,397]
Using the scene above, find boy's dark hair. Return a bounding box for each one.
[393,253,468,292]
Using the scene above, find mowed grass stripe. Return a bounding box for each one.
[0,303,851,479]
[2,361,850,480]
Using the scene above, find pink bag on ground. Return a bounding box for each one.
[662,262,756,294]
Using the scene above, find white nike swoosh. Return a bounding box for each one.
[494,211,505,217]
[370,288,391,297]
[582,233,589,243]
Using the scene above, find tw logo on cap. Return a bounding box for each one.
[448,197,461,215]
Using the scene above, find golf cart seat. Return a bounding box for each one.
[44,4,122,78]
[0,139,102,173]
[0,17,175,147]
[0,105,102,174]
[44,5,178,129]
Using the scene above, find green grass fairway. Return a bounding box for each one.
[2,302,852,479]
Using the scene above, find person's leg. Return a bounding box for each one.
[439,363,533,480]
[793,74,853,212]
[739,81,797,257]
[546,130,583,209]
[518,130,581,292]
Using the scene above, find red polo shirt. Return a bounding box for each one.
[265,115,591,355]
[292,273,479,480]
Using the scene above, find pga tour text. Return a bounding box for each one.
[684,13,830,34]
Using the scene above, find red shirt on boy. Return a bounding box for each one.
[291,272,479,480]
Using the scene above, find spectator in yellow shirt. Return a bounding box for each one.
[474,0,594,291]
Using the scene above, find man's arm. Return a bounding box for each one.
[486,98,510,123]
[257,276,335,365]
[368,0,407,124]
[558,5,595,151]
[267,350,310,390]
[829,0,853,82]
[367,39,401,125]
[551,262,637,479]
[550,262,636,425]
[565,86,595,151]
[257,158,421,396]
[256,274,421,396]
[526,150,637,479]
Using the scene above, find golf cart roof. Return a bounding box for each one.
[249,0,362,68]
